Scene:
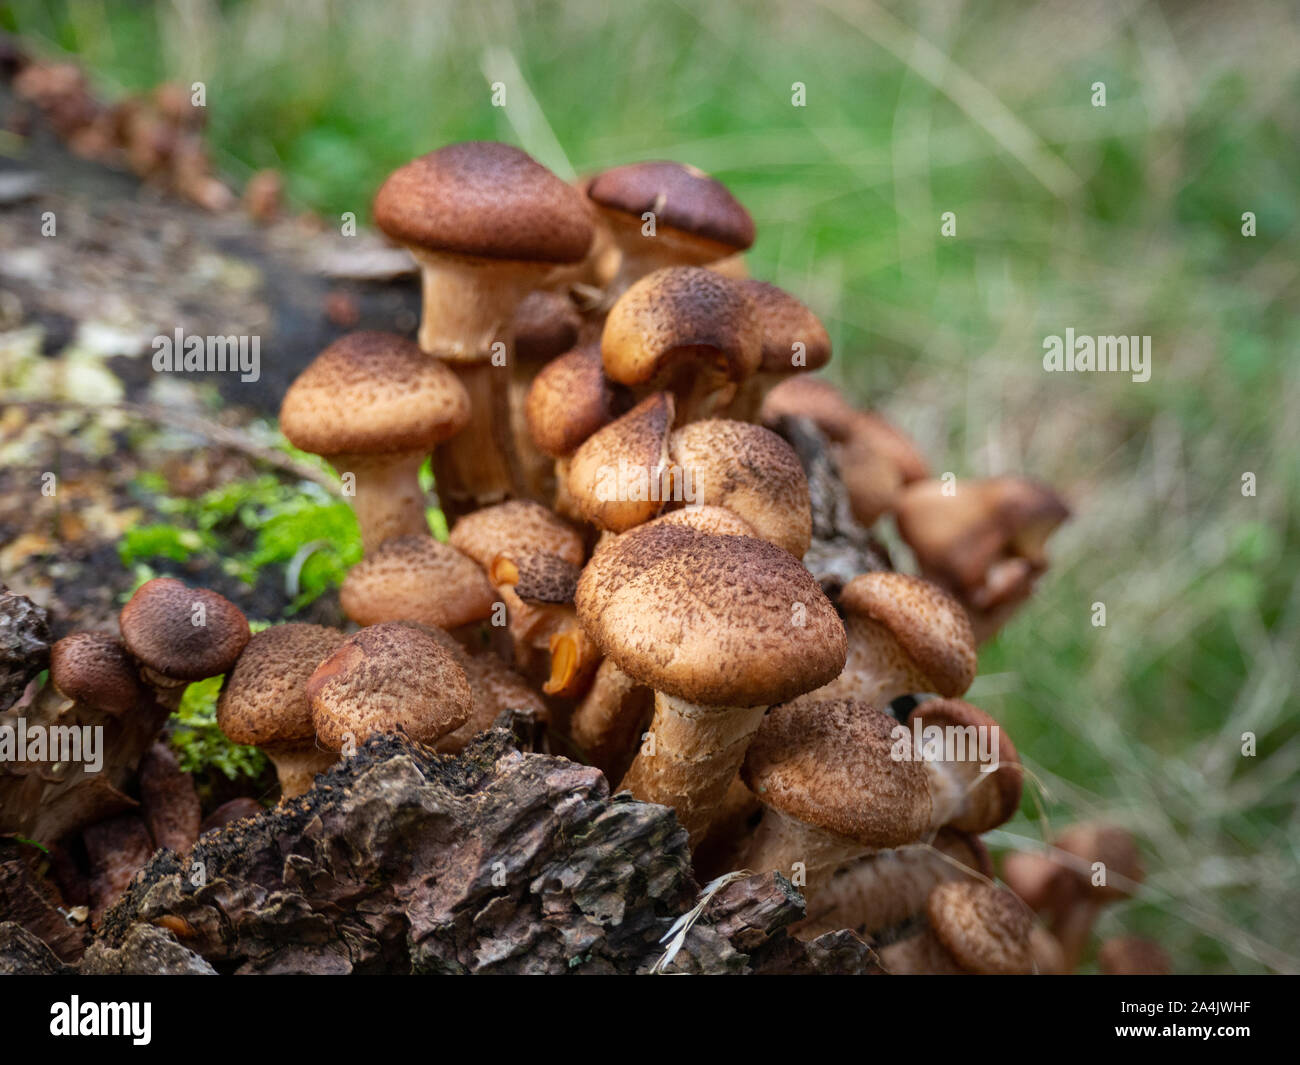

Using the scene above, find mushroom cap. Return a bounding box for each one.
[927,881,1034,974]
[339,534,496,629]
[742,698,931,848]
[566,392,675,533]
[575,522,846,706]
[512,289,582,362]
[525,343,625,458]
[438,648,549,753]
[448,499,585,570]
[601,267,762,389]
[669,418,812,557]
[372,141,593,263]
[906,697,1022,831]
[279,331,470,457]
[216,623,346,747]
[586,160,754,254]
[119,578,250,682]
[643,505,756,539]
[760,376,861,442]
[306,622,472,750]
[1002,850,1074,912]
[839,572,977,697]
[741,281,831,373]
[848,411,929,484]
[1055,822,1144,901]
[49,632,143,715]
[491,550,580,605]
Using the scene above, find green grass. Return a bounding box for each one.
[6,0,1297,972]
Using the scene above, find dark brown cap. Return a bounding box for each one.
[525,343,626,458]
[373,141,593,263]
[279,331,470,457]
[586,160,754,254]
[575,522,845,705]
[512,289,582,362]
[742,698,931,848]
[489,550,580,606]
[119,578,250,682]
[339,534,496,629]
[741,280,831,373]
[49,632,142,715]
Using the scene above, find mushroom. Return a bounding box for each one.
[793,828,991,939]
[448,499,586,570]
[726,281,832,422]
[118,578,251,709]
[525,343,628,462]
[279,331,470,552]
[739,699,931,897]
[641,504,757,539]
[372,142,594,515]
[666,418,812,557]
[601,267,761,423]
[137,741,201,853]
[791,571,977,712]
[895,476,1070,641]
[878,880,1035,974]
[1050,822,1145,970]
[905,698,1022,833]
[1097,937,1171,975]
[576,522,845,842]
[49,631,145,717]
[566,392,676,532]
[584,161,755,296]
[216,623,347,798]
[83,812,156,927]
[1002,849,1074,913]
[567,658,653,779]
[338,534,496,644]
[306,622,472,752]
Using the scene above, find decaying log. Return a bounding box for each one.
[0,586,50,711]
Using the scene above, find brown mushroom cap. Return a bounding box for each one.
[339,534,496,629]
[119,578,250,682]
[512,289,582,362]
[373,141,593,263]
[575,522,846,706]
[669,418,812,557]
[906,697,1023,831]
[490,550,579,606]
[566,392,675,532]
[448,499,585,570]
[306,622,472,750]
[642,505,757,539]
[741,280,831,373]
[601,267,761,390]
[525,343,626,458]
[279,331,470,457]
[586,160,754,255]
[927,880,1035,974]
[839,572,978,697]
[49,632,142,715]
[216,623,347,747]
[760,375,862,441]
[1055,822,1144,901]
[742,698,931,848]
[1002,850,1073,913]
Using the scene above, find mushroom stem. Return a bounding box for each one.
[604,216,717,295]
[266,743,338,800]
[432,361,522,520]
[331,450,429,553]
[1052,897,1102,971]
[137,667,189,711]
[797,614,933,709]
[568,659,652,778]
[617,694,768,844]
[739,805,869,899]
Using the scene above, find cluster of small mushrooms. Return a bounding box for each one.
[47,142,1148,973]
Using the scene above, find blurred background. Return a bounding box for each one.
[2,0,1297,972]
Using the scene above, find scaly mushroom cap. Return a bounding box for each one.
[586,160,754,256]
[642,505,756,539]
[742,699,931,848]
[848,411,929,484]
[742,280,832,373]
[373,141,593,264]
[525,343,626,458]
[491,550,580,605]
[566,392,675,532]
[512,289,582,362]
[576,522,846,706]
[216,623,346,747]
[279,331,470,457]
[839,572,978,697]
[306,622,472,750]
[49,632,143,715]
[119,578,250,682]
[669,418,812,557]
[339,534,496,629]
[906,697,1022,831]
[1055,822,1144,902]
[601,267,761,390]
[448,499,585,570]
[927,881,1035,975]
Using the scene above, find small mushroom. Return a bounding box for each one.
[1051,822,1145,970]
[216,623,347,798]
[567,658,653,779]
[566,392,676,532]
[727,281,832,422]
[49,631,145,717]
[739,699,931,897]
[279,331,470,552]
[448,499,586,570]
[306,622,472,752]
[118,578,251,708]
[584,161,754,295]
[879,881,1035,975]
[601,267,761,422]
[577,522,846,842]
